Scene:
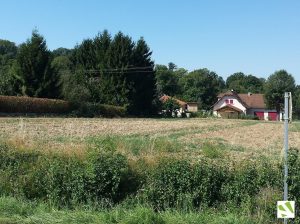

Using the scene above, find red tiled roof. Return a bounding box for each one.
[159,95,187,107]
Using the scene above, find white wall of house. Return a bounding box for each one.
[187,104,198,112]
[213,96,283,120]
[213,96,247,117]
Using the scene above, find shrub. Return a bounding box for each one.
[0,143,134,208]
[73,102,126,118]
[190,111,213,118]
[1,141,300,217]
[144,159,193,210]
[143,159,228,210]
[0,95,71,114]
[238,114,260,120]
[191,161,228,206]
[287,148,300,223]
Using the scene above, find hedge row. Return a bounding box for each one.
[1,143,293,215]
[73,102,126,118]
[0,96,126,117]
[0,95,71,114]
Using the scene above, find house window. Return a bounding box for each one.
[225,99,229,104]
[230,100,233,104]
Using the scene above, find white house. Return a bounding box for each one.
[212,90,282,121]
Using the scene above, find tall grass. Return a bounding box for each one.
[0,141,299,223]
[0,196,261,224]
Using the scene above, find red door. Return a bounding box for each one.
[254,111,264,120]
[268,112,278,121]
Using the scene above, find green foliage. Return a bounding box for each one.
[226,72,265,93]
[0,142,293,223]
[179,68,225,110]
[144,159,228,210]
[144,159,193,210]
[293,85,300,120]
[0,40,17,57]
[71,31,156,116]
[190,111,213,118]
[238,114,260,120]
[0,196,260,224]
[52,47,72,57]
[0,39,18,95]
[155,63,184,96]
[264,70,296,117]
[161,98,180,115]
[16,30,59,98]
[60,69,92,104]
[73,102,126,118]
[0,143,134,208]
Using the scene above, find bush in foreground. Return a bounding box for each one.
[0,143,298,222]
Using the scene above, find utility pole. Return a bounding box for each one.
[283,92,289,224]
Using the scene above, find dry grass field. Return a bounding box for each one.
[1,117,300,162]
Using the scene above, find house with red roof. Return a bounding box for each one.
[160,95,198,116]
[212,90,282,121]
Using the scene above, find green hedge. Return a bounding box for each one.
[0,144,134,207]
[73,102,126,118]
[0,143,296,218]
[0,95,71,114]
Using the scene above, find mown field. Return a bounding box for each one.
[1,117,300,161]
[1,117,300,224]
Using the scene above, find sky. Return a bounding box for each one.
[1,0,299,84]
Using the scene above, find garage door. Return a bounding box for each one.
[254,111,264,120]
[268,112,278,121]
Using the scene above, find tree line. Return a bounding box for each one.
[157,65,300,116]
[0,30,299,116]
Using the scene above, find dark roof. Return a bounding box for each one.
[217,91,266,109]
[238,94,266,109]
[217,90,237,98]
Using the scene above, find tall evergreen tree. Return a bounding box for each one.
[127,37,156,115]
[103,32,134,106]
[0,39,18,95]
[16,30,58,98]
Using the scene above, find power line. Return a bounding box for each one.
[85,66,154,73]
[85,70,154,74]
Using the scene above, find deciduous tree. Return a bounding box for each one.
[264,70,296,120]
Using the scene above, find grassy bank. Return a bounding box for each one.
[0,196,264,224]
[1,118,300,223]
[1,141,296,223]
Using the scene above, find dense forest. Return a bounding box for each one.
[0,30,299,116]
